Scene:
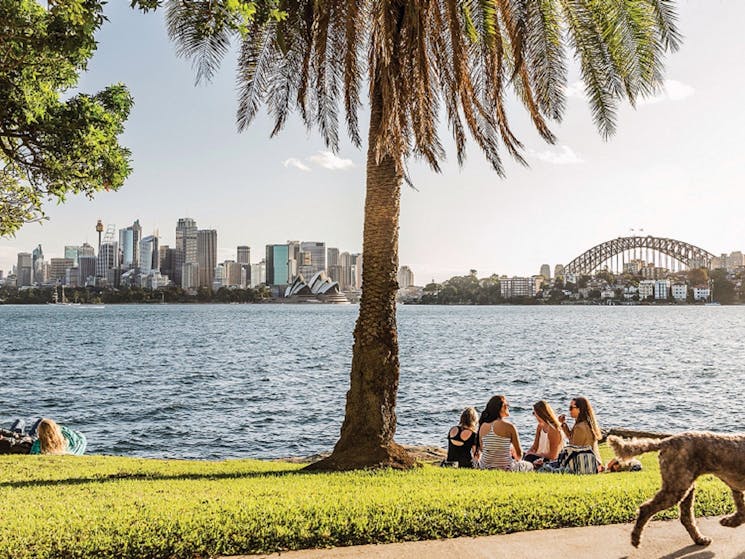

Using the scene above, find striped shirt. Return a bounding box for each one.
[480,428,513,471]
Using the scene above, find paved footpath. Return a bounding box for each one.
[232,516,745,559]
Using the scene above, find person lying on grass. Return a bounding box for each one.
[30,418,87,455]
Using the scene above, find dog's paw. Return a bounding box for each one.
[694,536,712,547]
[720,515,744,527]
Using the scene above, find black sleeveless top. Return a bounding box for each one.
[446,426,477,468]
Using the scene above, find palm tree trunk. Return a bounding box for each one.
[306,69,415,471]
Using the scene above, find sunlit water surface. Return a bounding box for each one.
[1,304,743,459]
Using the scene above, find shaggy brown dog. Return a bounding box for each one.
[608,432,745,548]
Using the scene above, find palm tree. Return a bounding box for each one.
[143,0,680,470]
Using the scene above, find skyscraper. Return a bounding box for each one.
[78,256,96,285]
[237,245,251,287]
[540,264,551,280]
[32,245,44,284]
[50,258,74,284]
[265,244,289,286]
[140,235,159,275]
[197,229,217,289]
[97,242,118,280]
[554,264,565,279]
[397,266,415,289]
[159,245,175,281]
[250,260,266,288]
[287,240,300,280]
[118,219,142,270]
[64,245,80,266]
[78,243,95,258]
[300,241,326,275]
[16,253,32,287]
[175,217,198,286]
[237,246,251,265]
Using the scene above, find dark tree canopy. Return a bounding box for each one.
[0,0,133,237]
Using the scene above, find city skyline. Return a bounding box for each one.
[1,1,745,281]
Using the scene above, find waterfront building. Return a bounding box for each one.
[49,258,74,284]
[182,262,199,290]
[692,285,710,301]
[554,264,565,279]
[297,250,315,278]
[16,253,32,287]
[539,264,551,280]
[174,217,198,286]
[398,266,415,289]
[671,284,687,301]
[66,267,80,287]
[300,241,326,276]
[327,247,340,267]
[638,279,655,300]
[266,244,290,287]
[159,245,175,279]
[78,256,96,285]
[286,240,300,280]
[118,220,142,270]
[31,245,44,284]
[354,253,363,289]
[197,229,217,289]
[654,279,671,300]
[250,260,266,288]
[728,251,744,271]
[500,276,534,298]
[140,235,159,275]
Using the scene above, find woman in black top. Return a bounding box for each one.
[446,407,479,467]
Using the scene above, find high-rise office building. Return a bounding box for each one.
[286,240,300,280]
[237,246,251,265]
[16,253,32,287]
[118,220,142,269]
[97,242,118,279]
[140,235,159,275]
[339,251,354,289]
[50,258,74,284]
[397,266,415,289]
[327,247,339,267]
[31,245,44,284]
[237,245,251,287]
[78,243,95,258]
[540,264,551,280]
[223,260,242,287]
[250,260,266,288]
[182,262,199,290]
[300,241,326,275]
[64,245,80,266]
[265,244,289,286]
[554,264,565,279]
[78,256,96,285]
[197,229,217,289]
[175,218,198,286]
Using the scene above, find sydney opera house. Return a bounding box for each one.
[284,271,349,303]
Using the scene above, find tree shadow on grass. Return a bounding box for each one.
[0,468,322,489]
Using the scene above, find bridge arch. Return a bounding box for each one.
[564,236,714,276]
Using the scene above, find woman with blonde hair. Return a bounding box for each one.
[445,407,479,468]
[524,400,564,466]
[30,418,87,455]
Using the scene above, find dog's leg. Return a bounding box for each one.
[720,488,745,527]
[632,483,692,548]
[679,485,712,546]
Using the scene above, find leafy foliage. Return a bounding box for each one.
[149,0,680,175]
[0,447,734,559]
[0,0,133,237]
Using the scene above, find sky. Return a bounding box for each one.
[1,0,744,282]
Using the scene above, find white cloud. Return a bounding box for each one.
[307,151,355,171]
[637,79,695,105]
[283,158,311,172]
[528,145,584,165]
[564,81,587,100]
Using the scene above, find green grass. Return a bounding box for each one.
[0,446,735,559]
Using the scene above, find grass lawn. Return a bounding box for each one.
[0,445,735,559]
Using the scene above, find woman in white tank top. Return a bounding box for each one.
[477,395,533,472]
[523,400,565,467]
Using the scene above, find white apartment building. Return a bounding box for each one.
[654,279,671,300]
[671,284,687,301]
[500,276,534,298]
[638,280,655,300]
[692,286,710,301]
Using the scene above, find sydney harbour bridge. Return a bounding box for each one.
[564,236,715,276]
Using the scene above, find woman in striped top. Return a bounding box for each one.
[477,395,533,472]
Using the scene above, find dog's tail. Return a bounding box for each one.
[607,435,666,460]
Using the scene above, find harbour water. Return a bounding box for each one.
[1,304,743,459]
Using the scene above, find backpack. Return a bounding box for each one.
[557,444,600,474]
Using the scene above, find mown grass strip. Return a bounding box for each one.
[0,447,734,559]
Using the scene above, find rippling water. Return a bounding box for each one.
[1,304,743,459]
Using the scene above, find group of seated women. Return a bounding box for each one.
[445,395,605,473]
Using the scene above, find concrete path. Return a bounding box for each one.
[236,516,745,559]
